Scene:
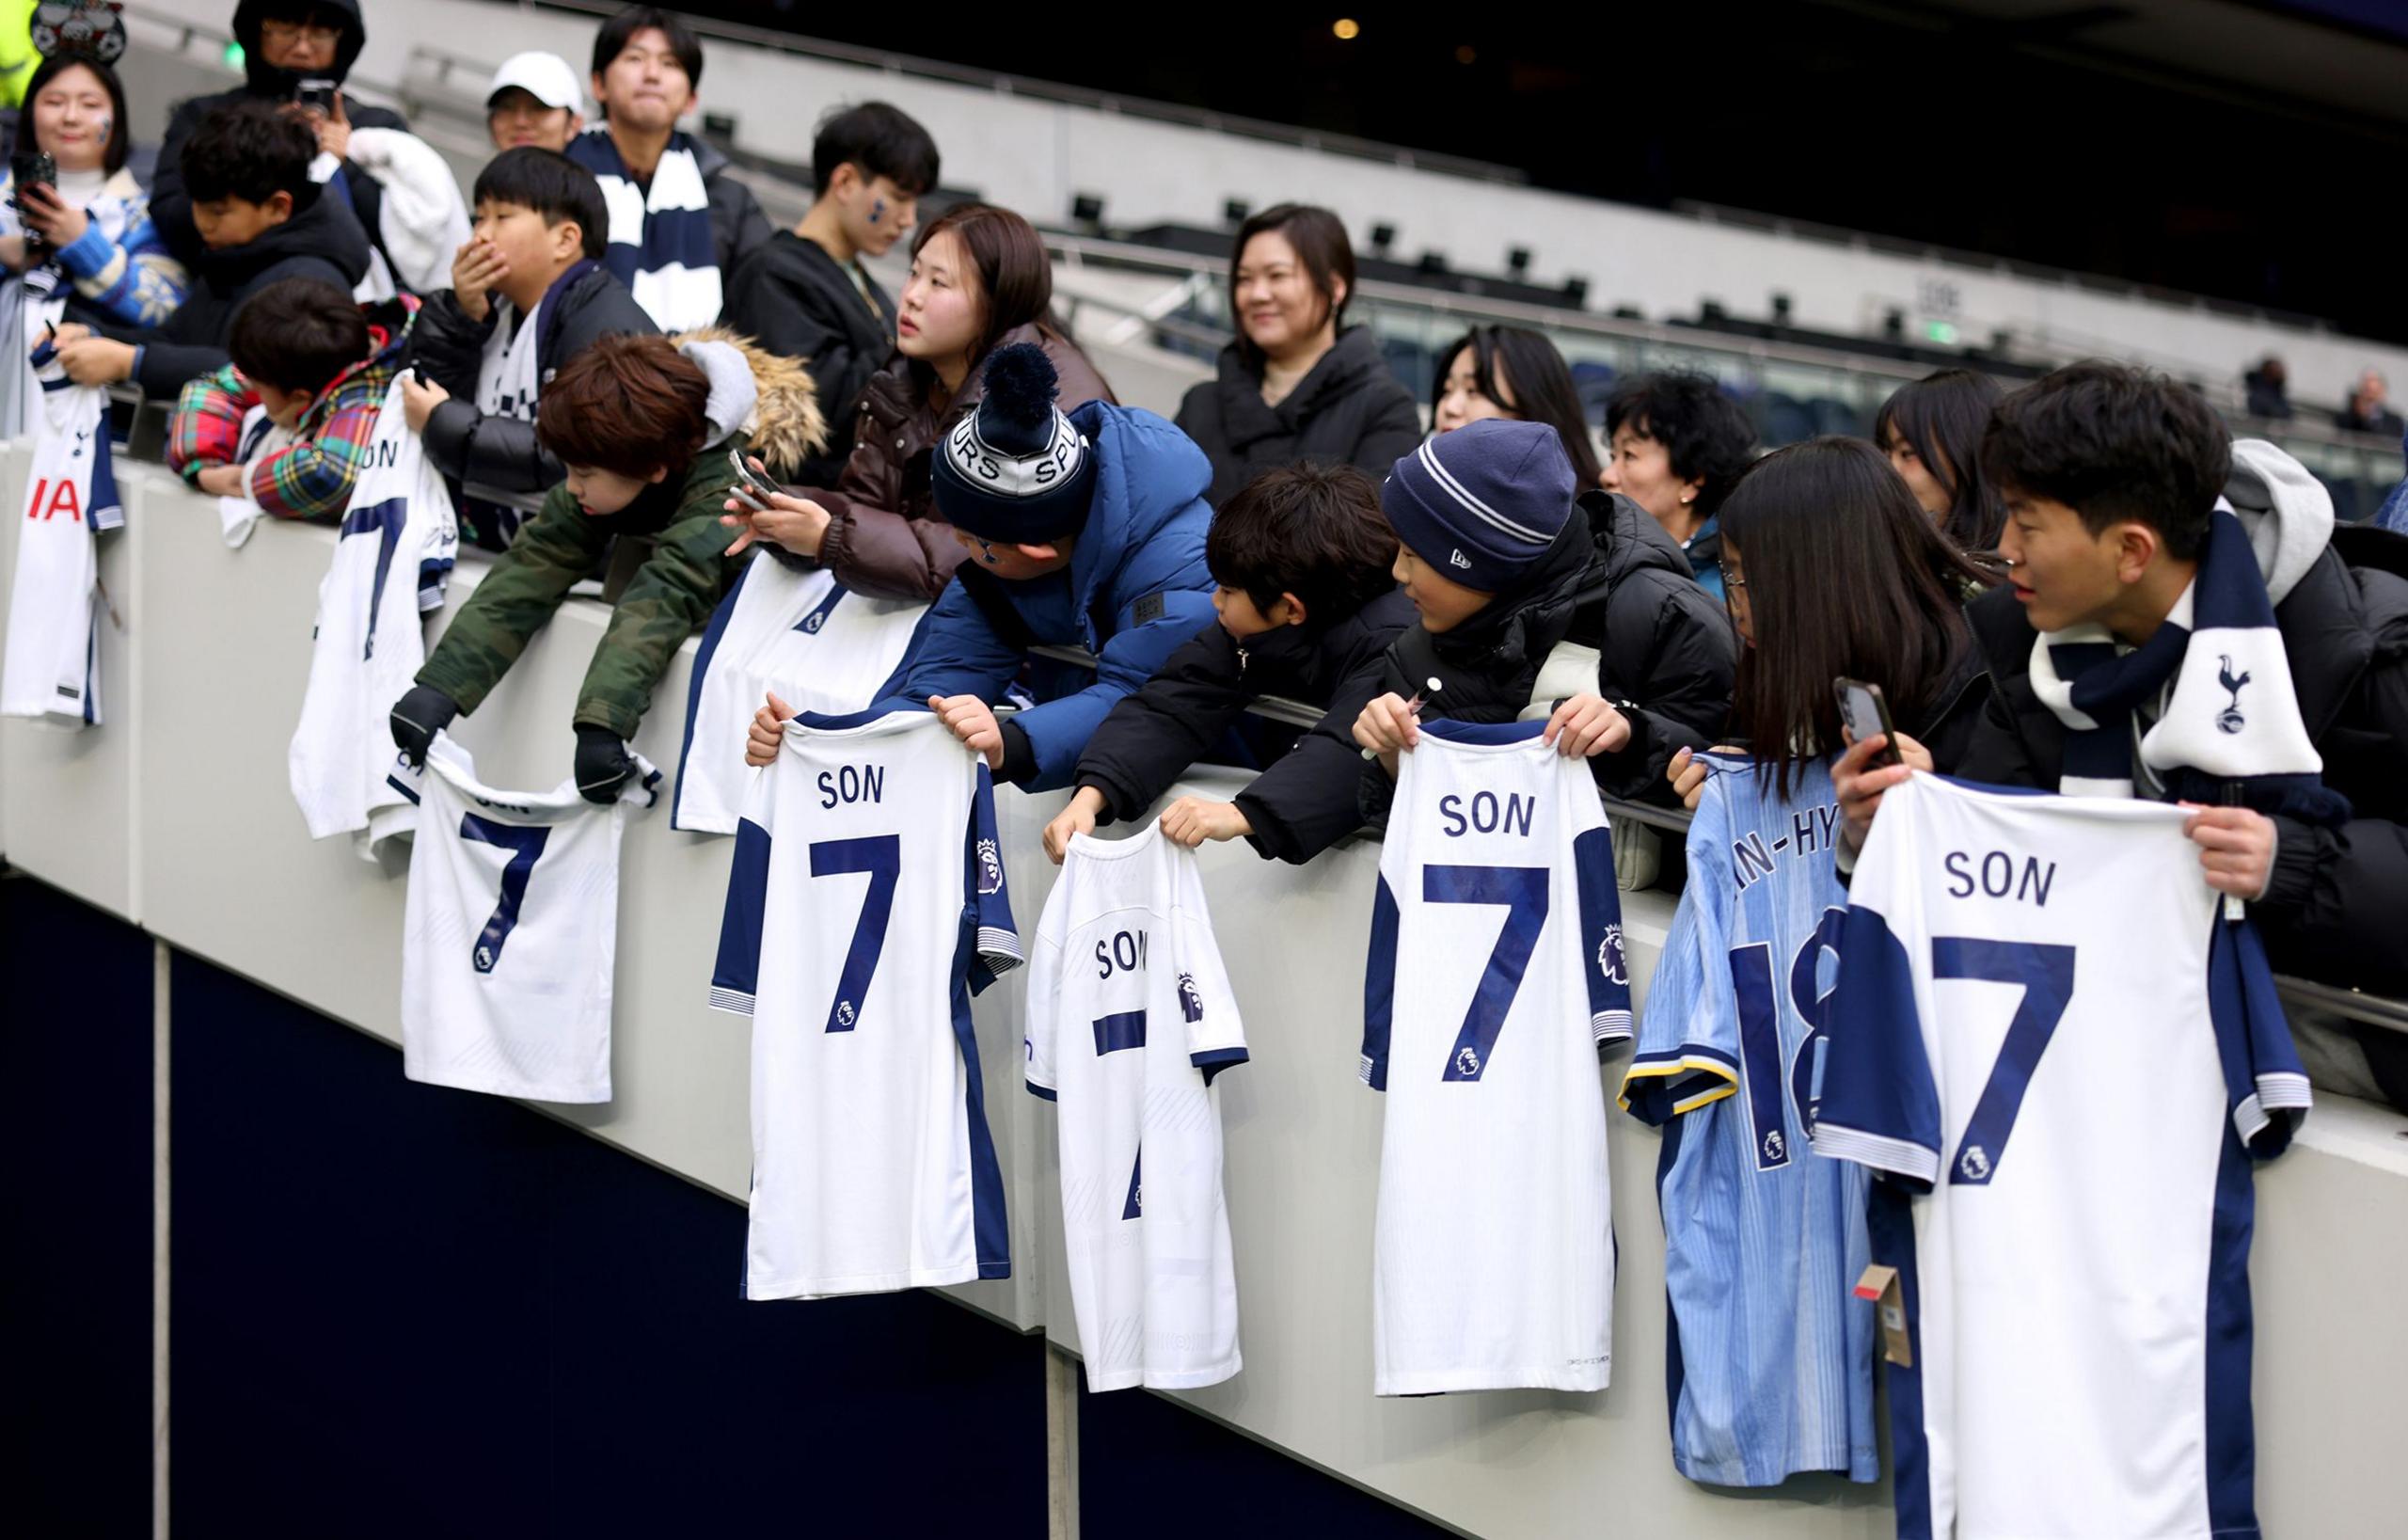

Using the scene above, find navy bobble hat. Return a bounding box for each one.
[931,343,1097,546]
[1381,419,1576,591]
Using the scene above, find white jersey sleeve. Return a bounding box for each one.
[3,358,120,725]
[671,554,929,834]
[289,378,459,858]
[1357,718,1628,1396]
[710,706,1022,1299]
[1025,824,1245,1390]
[394,733,659,1104]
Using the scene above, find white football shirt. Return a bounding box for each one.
[2,360,120,725]
[1025,823,1247,1391]
[672,552,927,834]
[710,707,1022,1299]
[396,734,659,1104]
[1814,774,2309,1540]
[1361,718,1633,1395]
[289,378,458,859]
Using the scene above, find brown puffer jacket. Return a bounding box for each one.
[793,323,1116,601]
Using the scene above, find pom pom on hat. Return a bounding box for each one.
[932,343,1097,545]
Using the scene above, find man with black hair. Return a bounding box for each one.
[404,147,655,548]
[166,277,415,522]
[150,2,411,275]
[1837,360,2408,1110]
[1601,371,1758,599]
[565,5,770,331]
[55,100,371,398]
[724,101,938,482]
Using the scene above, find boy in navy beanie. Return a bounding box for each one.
[1349,417,1737,807]
[746,343,1217,789]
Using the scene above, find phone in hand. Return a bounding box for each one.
[1834,677,1904,768]
[725,447,783,512]
[293,77,340,116]
[11,151,57,246]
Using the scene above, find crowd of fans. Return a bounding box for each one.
[10,3,2408,1112]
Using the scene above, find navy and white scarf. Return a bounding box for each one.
[565,128,720,331]
[2028,505,2347,824]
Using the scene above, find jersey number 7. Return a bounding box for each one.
[461,814,549,975]
[1934,937,2075,1185]
[810,834,901,1034]
[1423,864,1549,1082]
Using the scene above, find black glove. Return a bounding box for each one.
[389,685,458,768]
[574,724,636,805]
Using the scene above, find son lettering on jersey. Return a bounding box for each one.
[816,763,887,808]
[1438,789,1536,839]
[1733,801,1841,893]
[1942,848,2059,907]
[1094,928,1149,979]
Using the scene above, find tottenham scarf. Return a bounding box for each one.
[565,129,721,331]
[2028,505,2348,823]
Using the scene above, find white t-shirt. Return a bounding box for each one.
[396,734,659,1103]
[672,553,927,834]
[710,707,1022,1299]
[1814,773,2309,1540]
[1025,823,1247,1391]
[1360,718,1633,1394]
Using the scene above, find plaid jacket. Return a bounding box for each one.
[167,294,419,522]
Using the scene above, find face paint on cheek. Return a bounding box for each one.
[868,198,886,227]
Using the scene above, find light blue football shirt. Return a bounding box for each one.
[1622,752,1877,1486]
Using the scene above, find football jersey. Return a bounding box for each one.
[2,356,120,725]
[1813,774,2309,1540]
[710,706,1022,1299]
[1621,753,1877,1486]
[1024,823,1247,1392]
[1360,718,1632,1395]
[289,378,459,859]
[671,553,928,834]
[394,734,660,1104]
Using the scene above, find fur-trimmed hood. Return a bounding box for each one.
[672,325,829,476]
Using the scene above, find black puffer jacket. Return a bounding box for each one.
[133,187,372,398]
[150,0,408,270]
[1072,587,1418,864]
[413,261,659,496]
[1958,525,2408,1103]
[1175,326,1422,508]
[1354,491,1737,822]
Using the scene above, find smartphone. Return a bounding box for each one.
[10,151,55,248]
[293,77,340,116]
[1834,677,1904,768]
[725,447,783,512]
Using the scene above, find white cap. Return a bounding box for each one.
[487,52,584,114]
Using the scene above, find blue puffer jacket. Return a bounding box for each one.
[895,401,1217,791]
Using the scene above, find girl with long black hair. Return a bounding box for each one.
[1431,325,1606,487]
[1670,435,1996,806]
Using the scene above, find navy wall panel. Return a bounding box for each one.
[1078,1372,1453,1538]
[167,953,1048,1539]
[0,877,156,1540]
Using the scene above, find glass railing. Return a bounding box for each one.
[1053,233,2405,515]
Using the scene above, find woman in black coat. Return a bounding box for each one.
[1175,203,1421,508]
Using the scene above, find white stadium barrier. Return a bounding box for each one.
[5,444,2405,1537]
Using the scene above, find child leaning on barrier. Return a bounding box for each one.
[166,278,415,521]
[391,332,821,803]
[1039,462,1416,865]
